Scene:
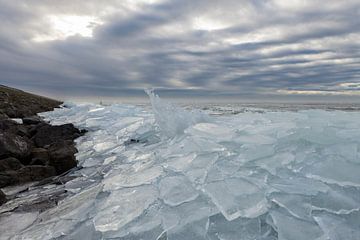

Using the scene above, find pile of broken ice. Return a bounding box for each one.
[2,90,360,240]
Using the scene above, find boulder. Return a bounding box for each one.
[30,148,49,164]
[32,123,81,148]
[0,132,32,161]
[0,166,56,187]
[0,111,8,120]
[0,172,15,187]
[0,157,23,171]
[0,190,6,205]
[0,119,18,131]
[17,165,56,182]
[0,119,30,137]
[29,158,47,166]
[48,141,78,174]
[23,116,42,125]
[28,122,47,137]
[15,125,30,137]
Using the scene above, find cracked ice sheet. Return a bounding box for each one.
[203,177,268,220]
[0,212,39,239]
[5,97,359,239]
[269,209,324,240]
[303,157,360,187]
[313,210,360,240]
[93,185,158,232]
[159,175,199,206]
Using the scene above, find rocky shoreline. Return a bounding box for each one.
[0,86,84,206]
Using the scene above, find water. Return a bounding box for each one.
[1,93,360,239]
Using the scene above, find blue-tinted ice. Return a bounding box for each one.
[1,91,360,239]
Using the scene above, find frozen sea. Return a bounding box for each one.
[1,91,360,240]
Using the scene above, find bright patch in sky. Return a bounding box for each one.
[193,17,230,31]
[33,15,103,42]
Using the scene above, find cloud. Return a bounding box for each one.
[0,0,359,101]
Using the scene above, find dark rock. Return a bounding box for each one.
[0,86,84,189]
[17,165,56,182]
[28,122,47,137]
[0,112,8,120]
[35,175,77,187]
[15,125,30,137]
[32,123,80,148]
[0,119,30,137]
[48,141,78,174]
[125,138,145,145]
[30,158,47,166]
[0,85,62,118]
[0,119,18,131]
[0,157,23,171]
[30,148,49,165]
[0,172,16,187]
[0,189,6,205]
[54,175,77,185]
[0,132,32,160]
[0,166,56,188]
[23,115,42,125]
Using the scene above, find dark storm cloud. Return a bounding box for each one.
[0,0,359,101]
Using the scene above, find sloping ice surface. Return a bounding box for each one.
[2,91,360,239]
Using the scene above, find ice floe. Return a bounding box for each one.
[1,91,360,239]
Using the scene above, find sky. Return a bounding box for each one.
[0,0,359,102]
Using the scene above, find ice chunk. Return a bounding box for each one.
[267,173,329,195]
[61,220,101,240]
[312,184,360,214]
[234,134,276,145]
[297,127,341,145]
[184,153,218,185]
[165,153,197,172]
[103,155,117,165]
[207,214,261,240]
[269,192,312,221]
[237,144,275,163]
[313,210,360,240]
[252,152,295,175]
[160,195,219,232]
[102,203,163,239]
[167,217,209,240]
[321,143,358,162]
[159,175,199,206]
[203,177,267,220]
[94,185,158,232]
[161,136,225,160]
[93,141,117,152]
[112,116,143,129]
[11,118,23,124]
[304,157,360,187]
[269,209,324,240]
[107,225,165,240]
[82,157,104,167]
[103,165,163,191]
[145,88,207,138]
[185,123,235,141]
[0,211,39,239]
[39,183,102,222]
